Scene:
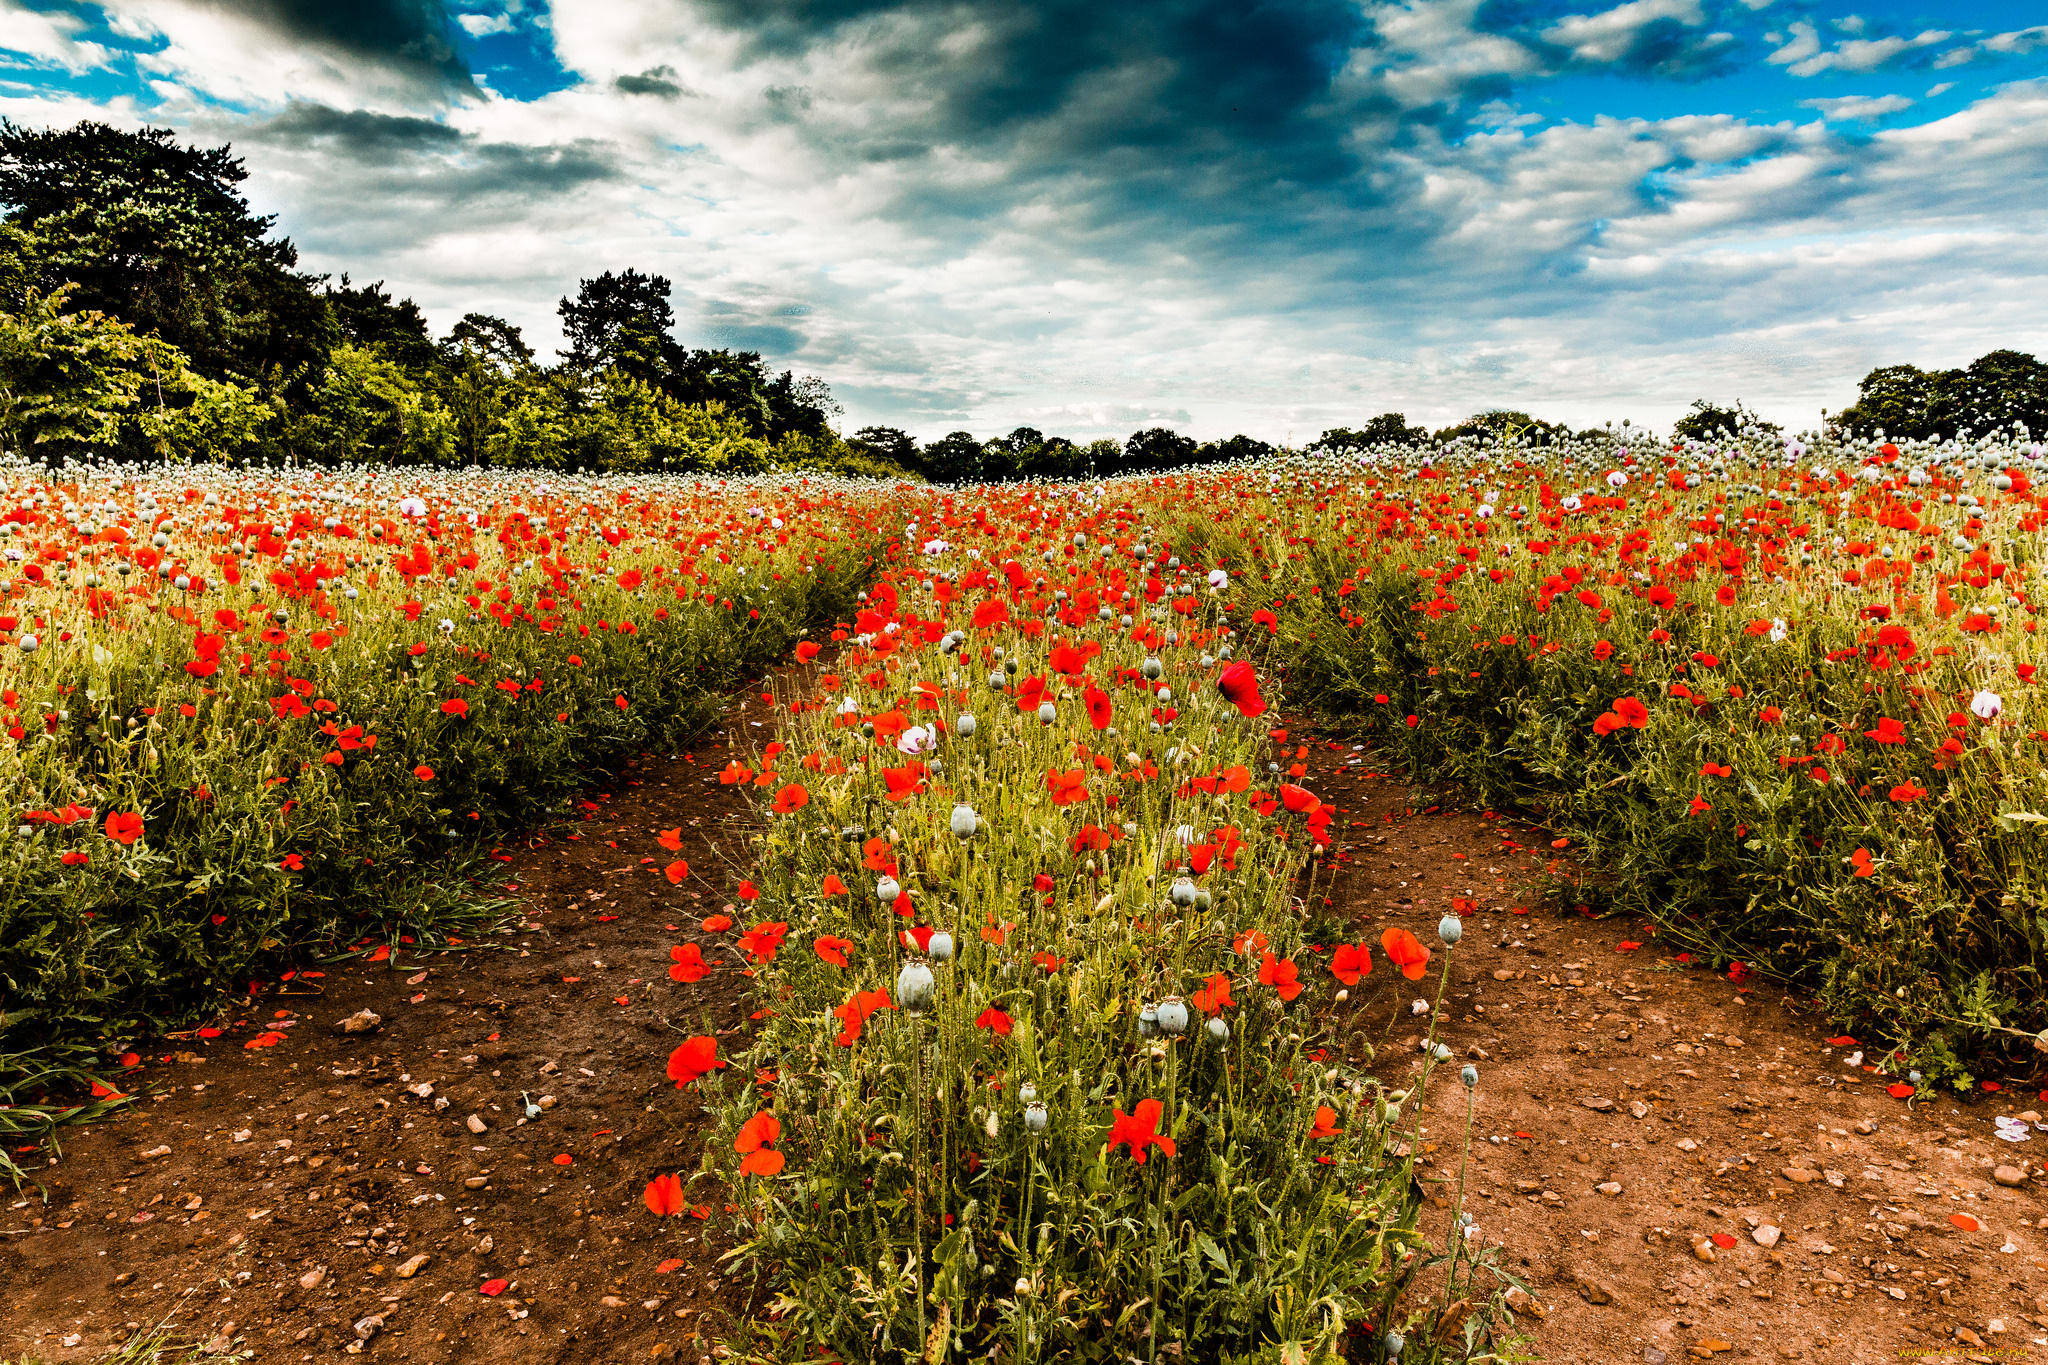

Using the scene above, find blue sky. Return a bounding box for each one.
[0,0,2043,442]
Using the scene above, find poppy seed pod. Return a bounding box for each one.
[950,804,978,840]
[988,670,1007,689]
[1383,1330,1405,1360]
[1155,997,1189,1036]
[1169,878,1198,907]
[1024,1101,1048,1133]
[1141,657,1163,681]
[955,714,977,737]
[1037,701,1056,724]
[895,959,936,1016]
[1018,1081,1037,1103]
[1193,888,1212,912]
[926,931,955,962]
[1137,1004,1160,1039]
[1438,914,1463,946]
[1206,1016,1229,1042]
[1460,1064,1478,1089]
[1431,1042,1453,1061]
[876,875,901,903]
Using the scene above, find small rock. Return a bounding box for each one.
[1676,1138,1697,1152]
[231,1129,251,1144]
[1576,1275,1617,1305]
[353,1315,384,1342]
[203,1335,232,1354]
[1492,968,1518,980]
[405,1081,434,1099]
[1956,1327,1984,1347]
[466,1115,488,1135]
[1515,1179,1543,1194]
[1781,1167,1817,1184]
[1581,1096,1615,1112]
[464,1176,489,1189]
[139,1145,171,1160]
[1693,1240,1716,1263]
[338,1009,381,1035]
[1752,1225,1780,1249]
[535,1094,557,1111]
[299,1267,325,1290]
[1822,1169,1845,1187]
[1629,1100,1651,1119]
[111,1272,135,1288]
[1853,1118,1879,1135]
[1995,1165,2028,1188]
[475,1235,494,1255]
[1988,1318,2007,1335]
[1596,1181,1623,1197]
[601,1295,627,1308]
[395,1254,430,1279]
[1644,1350,1667,1365]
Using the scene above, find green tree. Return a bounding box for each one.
[1314,414,1428,452]
[1673,399,1780,442]
[849,424,920,471]
[1836,351,2048,441]
[327,276,438,373]
[1195,434,1273,465]
[0,286,180,459]
[922,430,984,483]
[1433,409,1567,445]
[0,120,333,387]
[1122,426,1197,474]
[296,342,454,466]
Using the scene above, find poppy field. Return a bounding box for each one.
[5,419,2048,1358]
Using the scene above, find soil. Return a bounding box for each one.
[4,701,2046,1365]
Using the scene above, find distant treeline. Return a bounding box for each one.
[0,120,2040,480]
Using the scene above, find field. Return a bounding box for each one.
[3,424,2047,1361]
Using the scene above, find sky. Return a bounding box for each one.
[0,0,2044,444]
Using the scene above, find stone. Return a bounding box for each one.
[1853,1118,1879,1135]
[601,1295,627,1308]
[204,1335,232,1354]
[1576,1275,1617,1305]
[339,1010,382,1035]
[1994,1165,2028,1188]
[1781,1167,1817,1184]
[475,1235,494,1255]
[464,1176,489,1189]
[352,1315,384,1342]
[1955,1328,1984,1347]
[140,1145,171,1160]
[1515,1179,1542,1194]
[1630,1100,1651,1119]
[1752,1225,1780,1249]
[1582,1096,1615,1112]
[1596,1181,1623,1197]
[298,1268,325,1291]
[1676,1138,1697,1152]
[466,1115,488,1134]
[1693,1240,1717,1263]
[395,1254,430,1279]
[1988,1319,2006,1335]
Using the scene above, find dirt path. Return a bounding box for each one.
[4,701,2045,1364]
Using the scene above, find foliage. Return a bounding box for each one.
[0,466,883,1094]
[1672,399,1781,442]
[678,506,1496,1362]
[0,289,183,458]
[1836,350,2048,442]
[1432,410,1569,446]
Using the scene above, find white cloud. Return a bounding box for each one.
[1542,0,1704,64]
[1801,93,1915,120]
[1765,21,1820,65]
[456,14,514,38]
[1782,29,1953,78]
[0,0,108,73]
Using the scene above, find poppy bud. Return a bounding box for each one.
[1155,997,1188,1036]
[1194,888,1212,912]
[1141,657,1163,680]
[955,714,977,737]
[895,959,935,1016]
[1018,1081,1037,1103]
[1431,1042,1453,1061]
[876,876,900,903]
[927,931,955,962]
[1169,878,1198,907]
[1460,1065,1478,1089]
[1137,1003,1159,1039]
[1206,1017,1229,1042]
[1438,915,1463,946]
[1384,1331,1405,1360]
[1037,701,1056,724]
[1024,1101,1048,1133]
[950,804,978,840]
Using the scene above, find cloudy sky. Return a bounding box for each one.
[0,0,2044,443]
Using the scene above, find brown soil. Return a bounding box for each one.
[4,705,2045,1365]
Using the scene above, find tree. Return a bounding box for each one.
[442,313,533,369]
[0,286,181,459]
[327,276,438,373]
[922,431,984,483]
[1123,427,1197,475]
[1433,410,1567,445]
[557,268,676,373]
[1314,415,1428,452]
[1195,434,1273,465]
[0,119,333,387]
[295,343,454,466]
[1021,435,1087,480]
[1672,399,1780,442]
[1836,351,2048,441]
[849,425,919,469]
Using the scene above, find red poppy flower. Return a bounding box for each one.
[1083,685,1112,730]
[737,921,788,963]
[795,640,822,662]
[701,914,731,932]
[1611,697,1650,728]
[1045,769,1088,806]
[1190,971,1235,1013]
[658,827,685,852]
[666,1035,725,1087]
[1107,1097,1175,1164]
[668,944,709,983]
[1380,927,1431,980]
[1308,1105,1344,1139]
[440,698,469,717]
[822,873,849,896]
[1329,943,1370,985]
[1279,783,1319,814]
[814,935,854,967]
[834,989,894,1046]
[103,811,144,845]
[412,765,435,781]
[643,1173,687,1216]
[735,1111,784,1177]
[736,881,760,901]
[1217,661,1267,718]
[1257,951,1302,1000]
[665,859,691,885]
[975,1007,1014,1036]
[770,783,810,814]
